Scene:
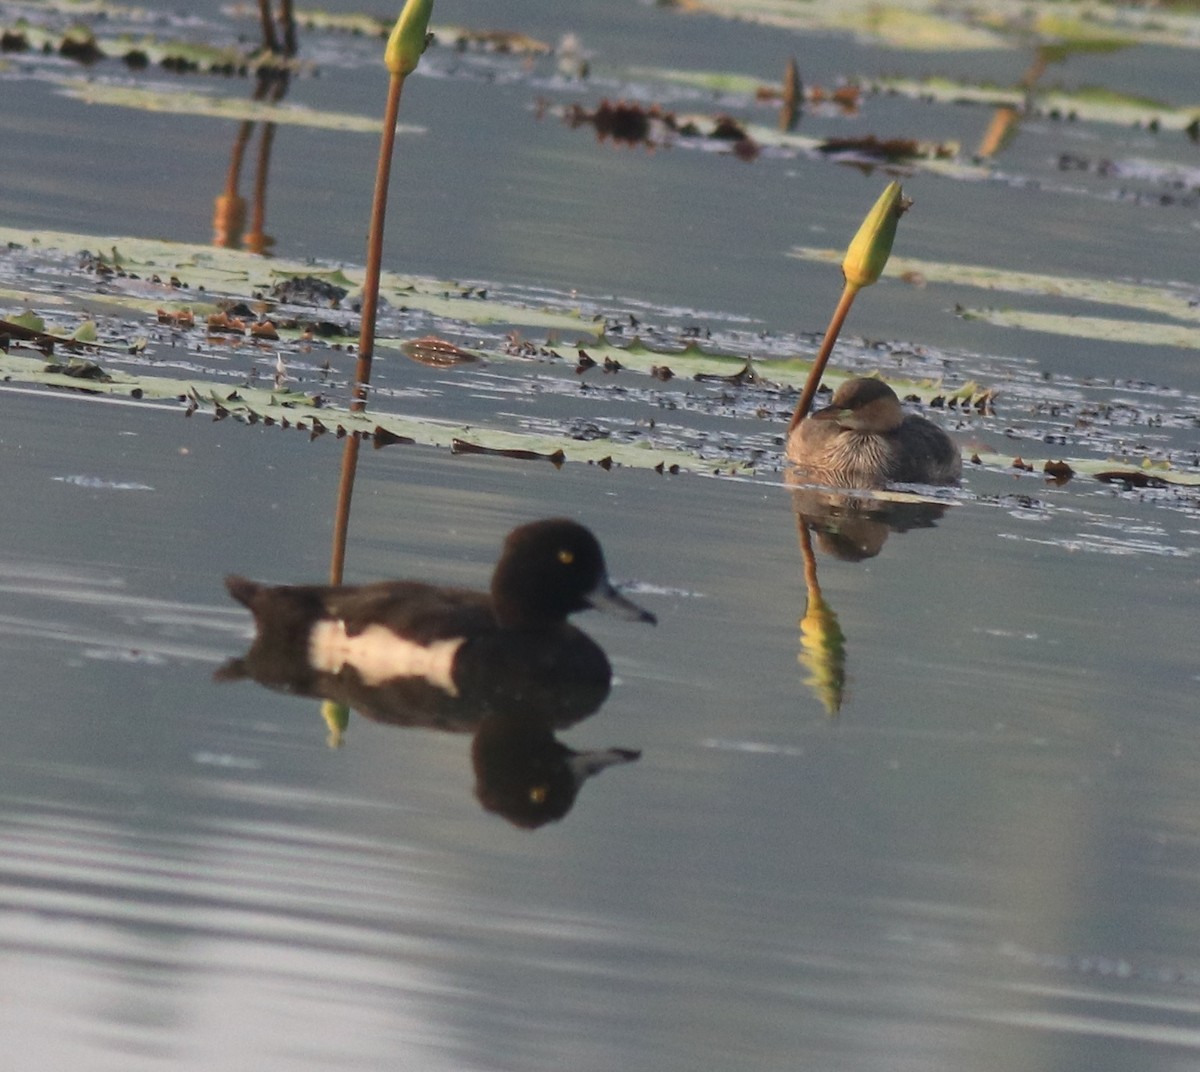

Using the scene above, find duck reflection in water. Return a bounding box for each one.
[472,715,640,829]
[217,519,654,828]
[788,377,962,489]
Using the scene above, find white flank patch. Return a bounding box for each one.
[308,620,464,695]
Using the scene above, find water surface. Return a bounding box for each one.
[2,2,1199,1069]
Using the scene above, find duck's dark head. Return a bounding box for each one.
[812,377,905,435]
[491,518,656,629]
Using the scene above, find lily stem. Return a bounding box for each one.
[787,280,860,433]
[331,69,406,584]
[351,69,406,413]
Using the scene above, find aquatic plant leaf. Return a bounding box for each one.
[970,449,1200,487]
[0,17,311,74]
[399,336,483,365]
[665,0,1007,50]
[282,9,392,35]
[0,351,751,474]
[789,247,1200,326]
[50,78,401,133]
[957,310,1200,350]
[624,66,774,97]
[556,97,969,176]
[433,26,552,54]
[7,310,45,333]
[667,0,1200,52]
[870,76,1200,130]
[0,313,124,353]
[0,226,598,336]
[494,335,973,406]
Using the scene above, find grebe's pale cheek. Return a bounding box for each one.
[308,620,464,694]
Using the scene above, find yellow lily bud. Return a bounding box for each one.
[841,180,911,289]
[385,0,434,77]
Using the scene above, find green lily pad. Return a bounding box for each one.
[669,0,1200,52]
[957,309,1200,350]
[789,247,1200,327]
[0,226,601,337]
[971,450,1200,487]
[50,77,400,133]
[665,0,1009,50]
[871,76,1200,130]
[0,350,737,474]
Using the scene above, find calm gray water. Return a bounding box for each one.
[2,1,1199,1069]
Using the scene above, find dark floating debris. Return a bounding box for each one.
[1043,459,1074,484]
[0,19,305,76]
[157,308,196,329]
[452,438,566,468]
[400,335,480,366]
[207,311,248,335]
[694,360,760,386]
[44,360,111,382]
[371,426,415,448]
[1095,469,1169,489]
[817,135,956,162]
[445,28,552,55]
[562,99,758,158]
[271,275,350,307]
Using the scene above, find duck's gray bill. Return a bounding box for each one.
[587,579,657,624]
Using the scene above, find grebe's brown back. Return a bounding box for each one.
[787,377,961,488]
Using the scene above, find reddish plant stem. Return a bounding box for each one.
[787,281,860,433]
[329,71,406,584]
[351,72,406,413]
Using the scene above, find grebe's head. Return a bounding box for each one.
[813,377,904,435]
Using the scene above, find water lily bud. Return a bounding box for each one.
[385,0,434,77]
[841,180,911,289]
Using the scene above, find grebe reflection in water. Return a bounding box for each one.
[787,376,961,488]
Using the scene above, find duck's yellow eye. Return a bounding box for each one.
[529,785,548,804]
[557,548,574,565]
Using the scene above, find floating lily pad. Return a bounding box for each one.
[789,247,1200,328]
[957,309,1200,349]
[971,449,1200,487]
[50,77,397,132]
[0,350,737,474]
[667,0,1200,52]
[664,0,1009,50]
[870,76,1200,130]
[0,226,601,336]
[6,223,1199,491]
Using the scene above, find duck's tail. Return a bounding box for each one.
[216,576,327,689]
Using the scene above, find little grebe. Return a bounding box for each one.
[787,377,961,488]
